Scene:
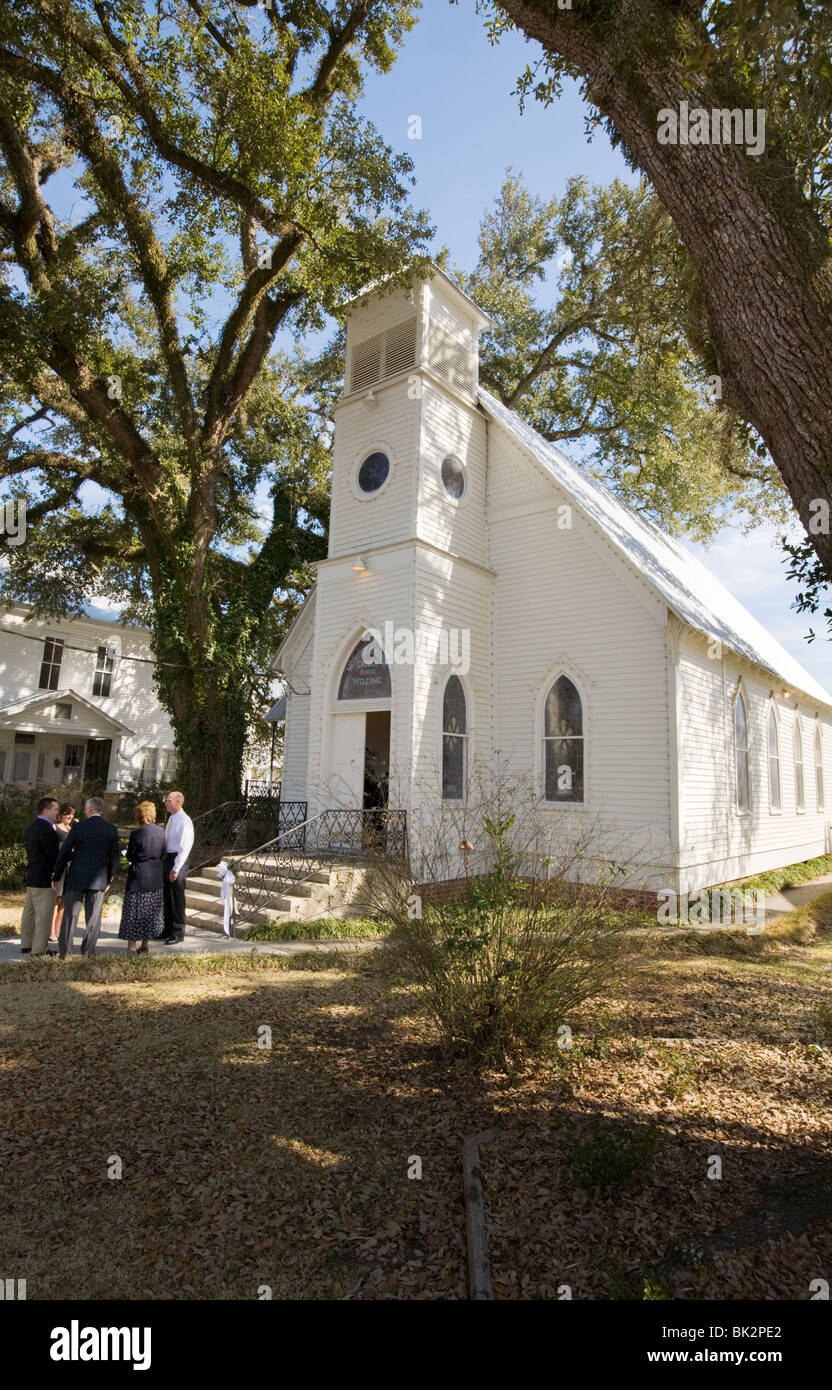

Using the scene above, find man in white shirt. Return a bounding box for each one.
[161,790,194,944]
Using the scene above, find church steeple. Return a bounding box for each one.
[342,266,492,405]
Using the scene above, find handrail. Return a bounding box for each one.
[227,807,408,931]
[190,796,307,872]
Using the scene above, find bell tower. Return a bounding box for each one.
[305,267,494,820]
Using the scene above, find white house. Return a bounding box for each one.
[0,603,176,793]
[275,267,832,897]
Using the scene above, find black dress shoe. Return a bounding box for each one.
[20,948,31,954]
[166,934,184,945]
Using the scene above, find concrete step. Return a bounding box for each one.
[186,890,229,916]
[185,906,269,931]
[187,874,224,899]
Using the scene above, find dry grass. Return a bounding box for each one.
[1,897,831,1300]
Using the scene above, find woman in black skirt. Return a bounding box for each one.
[119,800,166,953]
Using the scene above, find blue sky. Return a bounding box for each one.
[354,0,832,691]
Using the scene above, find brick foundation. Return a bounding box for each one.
[416,875,660,913]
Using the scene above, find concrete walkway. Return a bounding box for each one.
[0,915,378,963]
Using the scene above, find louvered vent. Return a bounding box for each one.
[383,316,418,376]
[348,316,418,394]
[350,332,383,392]
[427,322,473,394]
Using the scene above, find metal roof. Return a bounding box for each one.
[479,388,832,709]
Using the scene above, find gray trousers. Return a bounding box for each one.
[59,889,106,958]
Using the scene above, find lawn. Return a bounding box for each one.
[1,899,831,1300]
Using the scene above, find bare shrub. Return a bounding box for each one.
[370,787,648,1068]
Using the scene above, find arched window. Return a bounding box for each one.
[816,721,825,811]
[734,691,750,813]
[768,705,781,812]
[543,675,583,803]
[337,635,391,700]
[794,715,805,813]
[442,675,467,800]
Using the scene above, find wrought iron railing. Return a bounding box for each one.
[190,795,307,872]
[227,807,408,930]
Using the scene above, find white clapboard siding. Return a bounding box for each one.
[328,385,421,559]
[411,546,493,794]
[488,445,673,867]
[676,631,832,889]
[415,382,488,567]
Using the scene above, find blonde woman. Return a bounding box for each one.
[119,801,166,953]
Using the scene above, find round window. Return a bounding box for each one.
[357,451,390,494]
[441,455,465,500]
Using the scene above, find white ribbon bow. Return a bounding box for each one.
[216,860,236,937]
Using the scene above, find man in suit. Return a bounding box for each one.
[21,796,60,956]
[52,796,120,959]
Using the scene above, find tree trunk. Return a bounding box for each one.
[162,666,248,812]
[497,0,832,573]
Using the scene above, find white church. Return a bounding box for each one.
[276,267,832,897]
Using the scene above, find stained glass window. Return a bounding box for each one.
[768,706,781,812]
[337,636,392,700]
[441,456,465,500]
[442,674,467,800]
[357,452,390,494]
[734,693,750,812]
[816,722,825,811]
[543,675,583,802]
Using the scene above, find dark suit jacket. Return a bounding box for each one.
[53,814,120,892]
[24,817,60,888]
[125,823,166,892]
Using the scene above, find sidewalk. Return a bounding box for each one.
[0,916,379,963]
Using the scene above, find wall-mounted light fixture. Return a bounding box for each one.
[352,554,368,572]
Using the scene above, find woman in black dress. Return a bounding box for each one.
[119,800,166,953]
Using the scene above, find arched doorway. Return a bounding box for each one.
[329,635,391,809]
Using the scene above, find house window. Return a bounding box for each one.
[160,748,177,781]
[734,692,750,812]
[337,636,392,700]
[38,637,64,691]
[356,451,390,495]
[63,743,85,788]
[0,750,5,781]
[13,751,31,781]
[36,752,46,783]
[816,722,825,811]
[139,747,158,784]
[544,675,584,803]
[794,715,805,813]
[93,645,114,698]
[442,675,467,800]
[768,706,781,812]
